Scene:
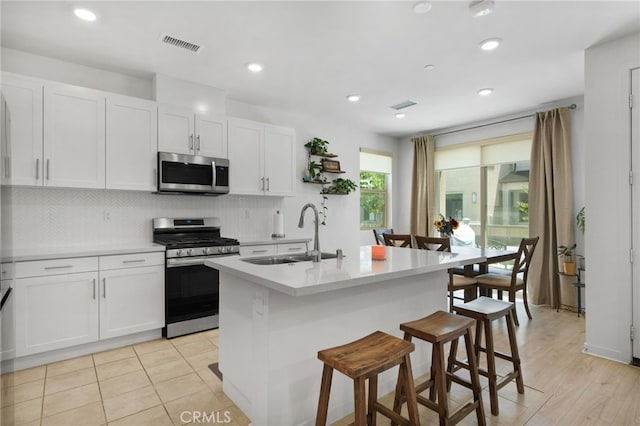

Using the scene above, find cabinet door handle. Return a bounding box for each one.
[44,265,72,270]
[46,159,50,180]
[252,249,269,254]
[103,278,106,298]
[266,177,270,191]
[35,158,39,180]
[93,278,96,300]
[123,259,145,264]
[261,177,265,191]
[196,135,201,151]
[288,247,300,251]
[189,134,194,150]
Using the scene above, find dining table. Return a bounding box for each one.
[451,245,519,300]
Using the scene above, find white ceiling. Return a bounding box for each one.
[2,1,639,138]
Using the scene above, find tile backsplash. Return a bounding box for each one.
[8,187,284,251]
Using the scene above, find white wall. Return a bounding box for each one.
[1,48,400,254]
[1,48,153,99]
[395,98,586,247]
[584,32,640,363]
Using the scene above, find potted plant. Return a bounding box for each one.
[324,178,357,194]
[304,160,323,182]
[304,137,330,155]
[558,243,577,275]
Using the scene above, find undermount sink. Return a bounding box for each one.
[241,252,339,265]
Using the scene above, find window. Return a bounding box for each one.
[360,149,392,230]
[434,133,532,249]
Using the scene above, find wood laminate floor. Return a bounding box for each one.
[1,303,638,425]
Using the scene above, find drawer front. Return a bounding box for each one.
[239,245,277,257]
[100,252,164,270]
[1,263,14,280]
[15,257,99,278]
[277,243,308,254]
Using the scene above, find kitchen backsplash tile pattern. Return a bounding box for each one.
[9,187,283,251]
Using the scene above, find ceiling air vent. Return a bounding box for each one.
[160,33,201,53]
[390,100,417,110]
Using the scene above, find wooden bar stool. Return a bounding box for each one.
[393,311,485,426]
[316,331,420,426]
[450,296,524,416]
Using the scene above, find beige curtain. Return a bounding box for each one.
[410,135,435,236]
[529,107,574,308]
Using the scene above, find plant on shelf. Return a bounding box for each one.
[558,243,577,275]
[304,137,330,155]
[304,160,325,182]
[323,178,357,194]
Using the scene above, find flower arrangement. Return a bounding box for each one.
[434,214,459,237]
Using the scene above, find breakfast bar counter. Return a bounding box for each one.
[206,245,484,426]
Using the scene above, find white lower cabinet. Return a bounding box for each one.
[15,272,99,356]
[15,252,164,357]
[1,280,16,360]
[99,264,164,340]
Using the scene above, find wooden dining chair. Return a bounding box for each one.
[372,228,394,245]
[414,236,478,312]
[382,233,412,248]
[414,235,451,251]
[475,236,540,326]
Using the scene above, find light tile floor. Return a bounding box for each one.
[0,329,251,426]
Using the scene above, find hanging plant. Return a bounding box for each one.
[320,193,328,225]
[322,178,358,194]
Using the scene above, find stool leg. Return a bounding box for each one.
[433,343,449,425]
[506,310,525,394]
[464,329,486,426]
[354,376,367,426]
[508,292,520,326]
[401,354,421,426]
[446,337,459,392]
[316,365,333,426]
[484,318,499,416]
[368,375,378,426]
[429,344,437,401]
[474,319,483,359]
[392,333,412,422]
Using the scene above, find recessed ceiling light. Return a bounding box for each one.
[395,113,406,119]
[424,64,435,70]
[74,8,97,22]
[247,63,263,72]
[478,88,493,96]
[480,38,502,51]
[413,2,433,14]
[347,95,361,102]
[469,0,495,17]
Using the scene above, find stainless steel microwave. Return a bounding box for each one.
[158,152,229,195]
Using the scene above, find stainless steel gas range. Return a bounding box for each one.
[153,217,239,338]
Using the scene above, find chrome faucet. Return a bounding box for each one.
[298,203,321,262]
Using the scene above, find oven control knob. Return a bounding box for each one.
[176,249,183,257]
[217,247,224,254]
[187,249,194,256]
[203,247,210,255]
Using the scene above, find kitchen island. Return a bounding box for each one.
[205,245,484,426]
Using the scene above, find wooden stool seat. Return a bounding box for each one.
[451,296,524,416]
[394,311,485,426]
[316,331,421,426]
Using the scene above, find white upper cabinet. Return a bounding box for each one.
[106,94,158,191]
[228,117,264,195]
[158,105,227,158]
[1,74,43,186]
[44,83,106,189]
[264,125,296,196]
[228,117,296,197]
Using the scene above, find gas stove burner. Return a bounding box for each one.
[153,217,239,259]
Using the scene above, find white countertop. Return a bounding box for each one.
[206,245,486,296]
[239,237,311,246]
[4,243,166,262]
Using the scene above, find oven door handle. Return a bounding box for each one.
[167,254,237,268]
